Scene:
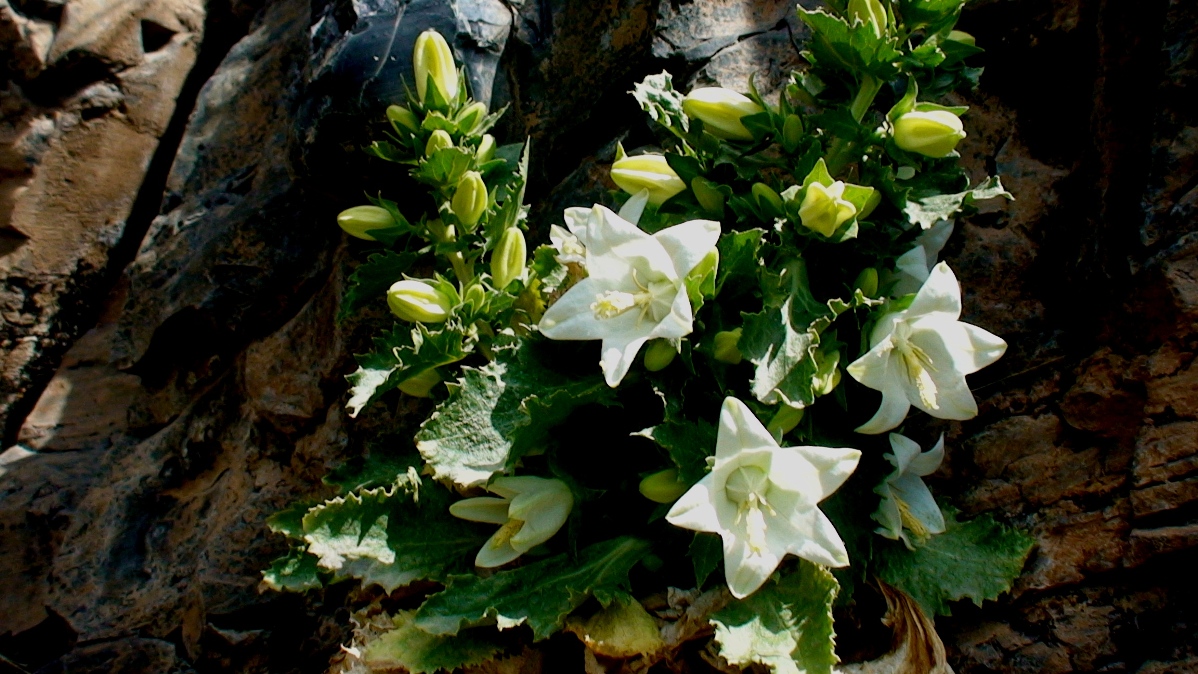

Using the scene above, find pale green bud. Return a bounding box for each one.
[413,29,458,105]
[766,406,804,438]
[476,133,496,163]
[782,114,804,153]
[947,30,976,47]
[386,105,420,134]
[337,205,396,241]
[753,182,784,219]
[848,0,888,38]
[854,267,879,297]
[610,154,687,206]
[397,368,441,397]
[681,87,764,141]
[456,101,487,133]
[452,171,488,229]
[387,280,453,323]
[491,227,527,290]
[643,339,677,372]
[639,468,689,504]
[798,181,858,237]
[425,129,453,156]
[893,110,967,158]
[691,177,726,215]
[713,328,743,365]
[463,283,487,312]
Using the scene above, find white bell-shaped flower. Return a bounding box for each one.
[449,476,573,568]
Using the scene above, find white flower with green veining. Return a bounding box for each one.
[666,397,861,598]
[847,262,1006,434]
[874,433,946,548]
[449,476,573,568]
[538,204,720,387]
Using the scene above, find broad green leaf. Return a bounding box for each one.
[345,324,467,418]
[323,445,420,493]
[634,416,716,485]
[899,0,966,33]
[413,147,476,188]
[716,228,764,295]
[340,250,418,320]
[632,71,689,136]
[362,611,505,674]
[530,245,568,295]
[797,7,902,79]
[261,548,323,593]
[690,532,723,589]
[875,506,1034,616]
[711,561,840,674]
[416,339,618,487]
[903,175,1012,230]
[300,473,489,592]
[414,537,650,640]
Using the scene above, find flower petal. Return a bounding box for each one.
[891,473,946,535]
[916,319,1007,375]
[872,487,903,540]
[649,281,694,341]
[599,334,651,387]
[846,335,897,392]
[785,508,850,567]
[855,383,912,434]
[665,476,723,533]
[723,534,782,599]
[618,189,651,226]
[475,534,522,568]
[449,497,511,524]
[886,433,923,475]
[563,207,591,240]
[716,397,778,459]
[907,434,945,476]
[774,446,861,503]
[906,262,962,320]
[584,206,675,283]
[539,279,611,340]
[652,219,721,278]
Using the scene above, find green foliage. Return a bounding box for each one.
[875,506,1035,616]
[715,228,765,295]
[362,612,506,674]
[797,7,902,79]
[631,71,689,137]
[634,413,717,485]
[711,561,840,674]
[903,176,1013,230]
[690,532,723,589]
[345,324,467,418]
[340,250,418,320]
[261,548,323,592]
[413,537,650,640]
[416,338,618,487]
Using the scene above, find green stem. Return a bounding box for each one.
[826,76,883,175]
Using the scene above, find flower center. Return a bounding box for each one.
[590,270,676,324]
[490,518,525,549]
[895,496,930,541]
[725,465,776,556]
[893,324,939,410]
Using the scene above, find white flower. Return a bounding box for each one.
[449,476,573,568]
[886,220,954,296]
[874,433,946,548]
[666,397,861,599]
[538,205,720,387]
[847,262,1007,434]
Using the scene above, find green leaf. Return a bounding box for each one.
[716,229,764,295]
[899,0,966,33]
[875,506,1035,616]
[797,7,902,79]
[634,415,716,485]
[413,147,476,188]
[690,532,722,589]
[300,473,489,591]
[711,561,840,674]
[416,339,618,487]
[340,250,419,320]
[345,324,468,418]
[632,71,689,136]
[413,537,650,640]
[362,611,505,674]
[903,175,1012,230]
[261,548,323,592]
[530,245,568,295]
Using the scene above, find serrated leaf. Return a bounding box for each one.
[261,548,324,593]
[711,561,840,674]
[340,250,419,320]
[362,611,505,674]
[634,416,716,485]
[346,324,468,418]
[324,446,420,493]
[797,7,902,79]
[903,175,1012,230]
[716,228,764,295]
[416,339,618,487]
[632,71,689,136]
[690,532,722,589]
[300,476,489,592]
[413,147,476,188]
[414,537,650,640]
[874,506,1035,616]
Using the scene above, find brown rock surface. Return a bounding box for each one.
[2,0,1198,672]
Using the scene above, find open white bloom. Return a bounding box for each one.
[538,204,720,387]
[874,433,946,548]
[887,220,954,296]
[847,262,1007,434]
[449,476,573,568]
[666,397,861,599]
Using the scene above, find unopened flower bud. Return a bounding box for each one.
[782,114,804,153]
[643,339,677,372]
[692,177,726,215]
[799,181,857,237]
[893,110,966,158]
[713,328,743,365]
[413,30,458,106]
[337,205,396,241]
[753,182,784,219]
[398,368,441,397]
[463,283,486,311]
[854,267,879,297]
[452,171,487,229]
[639,468,688,504]
[425,129,453,156]
[387,280,453,323]
[456,101,487,133]
[766,406,804,438]
[610,154,686,206]
[476,134,496,163]
[947,30,976,47]
[848,0,888,38]
[681,87,765,141]
[386,105,420,134]
[491,227,527,290]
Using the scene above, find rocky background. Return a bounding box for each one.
[1,0,1195,671]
